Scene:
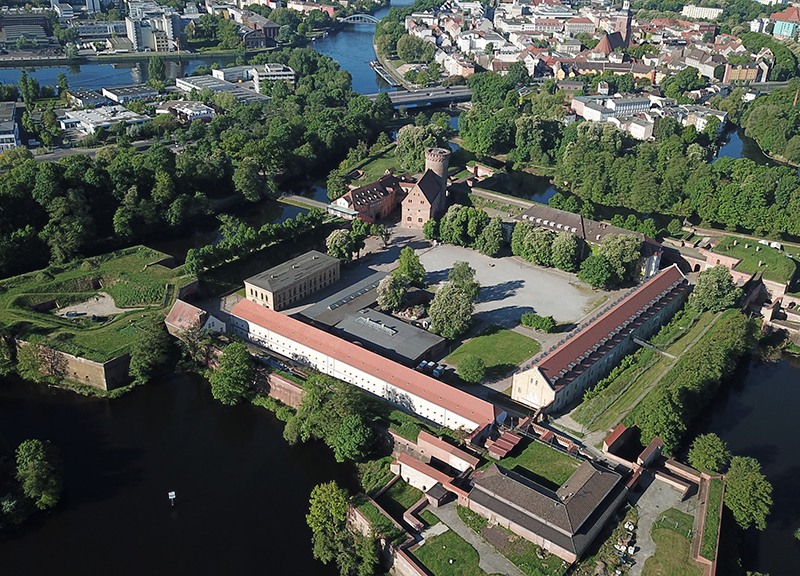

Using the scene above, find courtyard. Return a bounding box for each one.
[418,244,612,327]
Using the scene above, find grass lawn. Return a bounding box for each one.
[414,529,498,576]
[347,146,399,183]
[446,325,540,381]
[420,509,440,527]
[376,479,423,520]
[714,235,798,284]
[0,246,190,362]
[642,529,703,576]
[572,311,716,433]
[701,479,723,560]
[481,438,580,490]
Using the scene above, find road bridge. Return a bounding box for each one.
[339,14,379,24]
[364,86,472,107]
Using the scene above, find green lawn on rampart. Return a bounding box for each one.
[643,508,702,576]
[445,326,540,381]
[701,478,724,561]
[713,235,797,284]
[414,529,499,576]
[0,246,190,361]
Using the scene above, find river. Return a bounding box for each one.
[0,373,358,575]
[697,353,800,576]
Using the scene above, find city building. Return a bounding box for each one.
[101,84,159,103]
[67,89,108,108]
[85,0,102,14]
[0,102,19,150]
[174,75,270,103]
[511,265,688,413]
[244,250,340,311]
[230,298,503,431]
[722,61,769,83]
[770,7,800,38]
[54,3,74,21]
[244,13,281,38]
[680,4,723,20]
[60,105,150,134]
[469,460,627,563]
[74,20,128,38]
[155,100,216,123]
[401,147,450,230]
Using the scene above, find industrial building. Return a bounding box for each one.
[101,84,159,104]
[60,105,150,134]
[174,75,270,103]
[0,102,19,150]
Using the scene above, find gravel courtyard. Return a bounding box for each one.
[418,244,610,327]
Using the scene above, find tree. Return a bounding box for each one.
[306,481,351,565]
[326,229,352,261]
[448,261,480,301]
[725,456,773,531]
[397,246,425,285]
[458,354,485,383]
[688,433,731,473]
[598,234,641,284]
[148,56,166,84]
[475,216,503,257]
[377,273,408,312]
[429,283,473,339]
[350,218,370,258]
[129,314,174,385]
[521,313,556,332]
[210,342,253,405]
[668,218,683,237]
[396,124,448,173]
[331,414,372,462]
[15,439,63,510]
[551,232,582,272]
[691,265,741,312]
[234,157,272,202]
[578,254,614,289]
[423,218,439,241]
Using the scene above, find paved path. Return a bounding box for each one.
[279,194,330,210]
[428,501,526,576]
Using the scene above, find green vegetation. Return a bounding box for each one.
[427,205,505,258]
[420,509,439,527]
[128,313,175,386]
[725,456,773,531]
[414,529,494,576]
[0,246,188,363]
[741,78,800,163]
[690,265,742,312]
[353,495,406,545]
[445,326,540,381]
[457,505,488,532]
[210,342,254,405]
[15,439,63,511]
[481,439,579,490]
[429,282,474,340]
[643,509,703,576]
[307,482,380,576]
[701,478,724,561]
[625,310,757,454]
[376,479,423,520]
[688,434,731,474]
[458,354,486,383]
[572,310,714,432]
[520,313,556,333]
[713,236,797,284]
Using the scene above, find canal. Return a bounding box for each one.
[0,373,358,575]
[697,353,800,576]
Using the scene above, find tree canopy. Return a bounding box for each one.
[129,315,174,385]
[397,246,425,285]
[725,456,773,531]
[688,433,731,474]
[377,273,408,312]
[429,283,473,339]
[690,265,742,312]
[15,439,63,511]
[210,342,253,405]
[458,354,485,383]
[448,261,480,301]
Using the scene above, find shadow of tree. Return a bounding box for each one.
[479,279,525,303]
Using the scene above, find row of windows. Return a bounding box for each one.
[407,217,425,222]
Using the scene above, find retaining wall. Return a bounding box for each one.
[16,340,130,391]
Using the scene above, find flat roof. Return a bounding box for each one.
[65,105,148,127]
[333,308,444,365]
[245,250,339,293]
[101,84,158,96]
[230,298,498,427]
[176,75,270,103]
[0,101,16,124]
[300,270,386,327]
[68,89,103,99]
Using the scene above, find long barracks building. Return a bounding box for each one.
[230,298,504,431]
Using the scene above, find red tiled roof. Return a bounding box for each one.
[566,17,593,24]
[534,265,687,389]
[396,452,454,485]
[418,430,480,468]
[638,437,664,463]
[165,299,206,331]
[230,299,497,427]
[604,424,627,448]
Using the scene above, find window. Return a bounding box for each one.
[407,217,412,221]
[418,218,423,223]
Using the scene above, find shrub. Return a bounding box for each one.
[458,354,485,383]
[520,312,556,332]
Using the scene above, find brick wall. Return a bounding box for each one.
[17,341,131,391]
[266,372,304,408]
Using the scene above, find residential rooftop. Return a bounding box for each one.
[246,250,339,293]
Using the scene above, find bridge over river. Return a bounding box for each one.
[364,85,472,107]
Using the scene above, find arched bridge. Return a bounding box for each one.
[365,85,473,108]
[340,14,379,24]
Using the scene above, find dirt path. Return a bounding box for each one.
[56,292,143,318]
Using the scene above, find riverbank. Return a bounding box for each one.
[0,49,270,68]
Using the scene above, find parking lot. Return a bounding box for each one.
[418,244,615,327]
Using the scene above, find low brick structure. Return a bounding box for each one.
[17,341,130,391]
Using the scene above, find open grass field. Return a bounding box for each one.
[701,478,723,561]
[0,246,190,361]
[414,529,499,576]
[480,438,579,490]
[714,235,797,284]
[643,508,703,576]
[446,326,540,381]
[572,311,716,433]
[346,146,399,184]
[376,479,423,520]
